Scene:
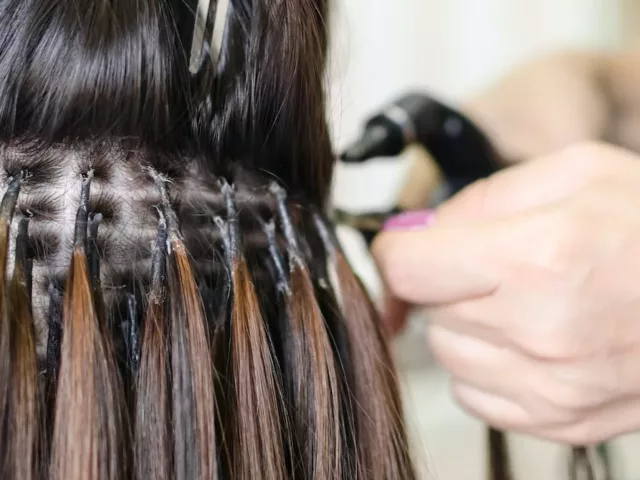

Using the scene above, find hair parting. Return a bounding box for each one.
[51,170,128,480]
[271,183,343,480]
[217,180,287,480]
[312,210,416,480]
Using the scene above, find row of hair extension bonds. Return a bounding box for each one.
[312,209,417,480]
[270,182,344,480]
[50,169,130,480]
[0,171,41,480]
[145,168,217,480]
[214,180,287,480]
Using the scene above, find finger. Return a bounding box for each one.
[537,393,640,445]
[451,382,534,432]
[372,225,498,305]
[435,142,633,224]
[372,211,550,305]
[455,380,640,445]
[426,281,584,360]
[426,322,582,422]
[427,320,612,423]
[427,324,534,402]
[438,320,640,443]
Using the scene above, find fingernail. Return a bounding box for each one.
[382,209,436,231]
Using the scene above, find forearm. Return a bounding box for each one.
[461,51,611,163]
[462,49,640,160]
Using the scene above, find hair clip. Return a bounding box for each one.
[210,0,230,68]
[189,0,231,75]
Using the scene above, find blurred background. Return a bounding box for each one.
[325,1,640,478]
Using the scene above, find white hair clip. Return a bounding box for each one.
[189,0,231,75]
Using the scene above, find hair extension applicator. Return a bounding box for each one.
[336,91,502,245]
[340,92,501,182]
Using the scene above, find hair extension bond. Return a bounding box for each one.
[0,0,418,479]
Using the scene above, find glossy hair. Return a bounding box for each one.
[0,0,416,479]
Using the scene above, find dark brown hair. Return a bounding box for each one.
[0,1,416,479]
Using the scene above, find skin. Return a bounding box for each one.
[372,50,640,444]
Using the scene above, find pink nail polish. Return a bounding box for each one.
[382,209,436,231]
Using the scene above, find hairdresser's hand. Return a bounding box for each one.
[372,142,640,444]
